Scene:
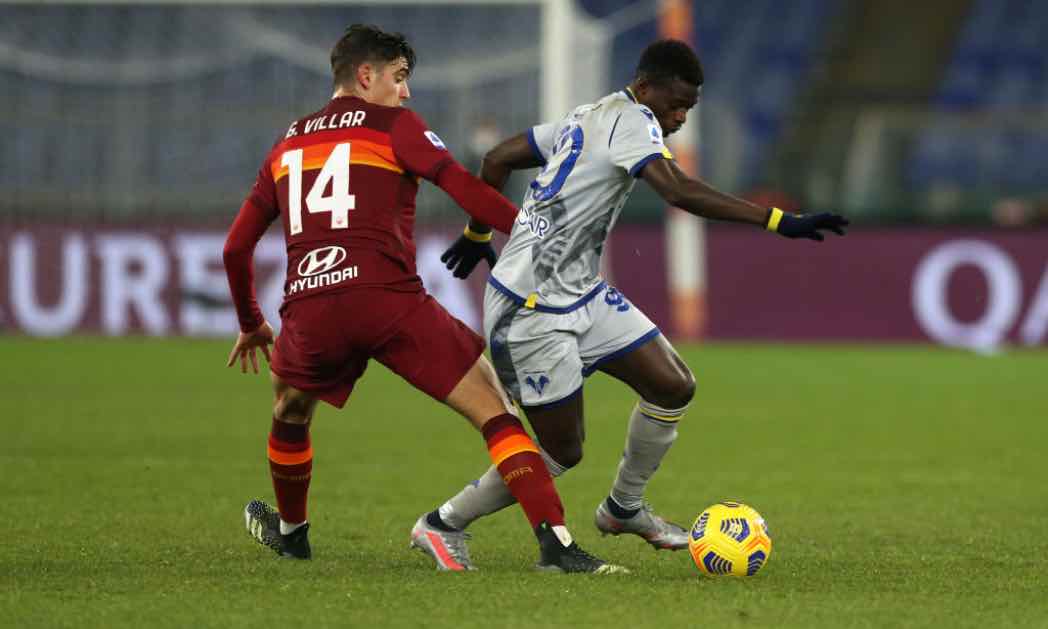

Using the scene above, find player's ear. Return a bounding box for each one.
[356,62,373,91]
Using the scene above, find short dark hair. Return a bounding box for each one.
[635,39,703,87]
[330,24,417,86]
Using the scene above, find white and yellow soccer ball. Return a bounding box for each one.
[688,501,772,576]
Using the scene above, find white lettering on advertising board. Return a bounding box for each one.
[2,230,476,337]
[912,239,1048,350]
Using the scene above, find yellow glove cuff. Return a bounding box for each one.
[765,207,784,233]
[463,226,493,243]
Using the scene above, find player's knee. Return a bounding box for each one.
[649,368,696,410]
[545,442,583,469]
[273,393,314,425]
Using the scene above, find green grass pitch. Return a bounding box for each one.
[2,338,1047,628]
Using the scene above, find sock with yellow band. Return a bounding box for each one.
[609,400,687,513]
[482,413,565,528]
[436,446,568,531]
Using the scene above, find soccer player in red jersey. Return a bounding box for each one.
[223,24,624,573]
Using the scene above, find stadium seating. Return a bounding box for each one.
[0,4,544,214]
[586,0,834,191]
[0,2,833,213]
[908,0,1048,198]
[693,0,833,191]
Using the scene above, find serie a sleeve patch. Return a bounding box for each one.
[424,130,447,150]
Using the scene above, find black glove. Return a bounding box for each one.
[767,208,849,241]
[441,230,498,279]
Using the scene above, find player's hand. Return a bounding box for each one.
[767,208,849,241]
[441,230,497,279]
[226,321,274,374]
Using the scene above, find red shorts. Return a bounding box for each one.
[271,288,485,408]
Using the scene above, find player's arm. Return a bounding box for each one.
[392,110,526,277]
[442,128,550,278]
[391,110,518,234]
[640,157,847,240]
[641,158,765,224]
[433,161,518,235]
[431,161,521,276]
[481,132,545,190]
[223,166,279,373]
[466,130,548,232]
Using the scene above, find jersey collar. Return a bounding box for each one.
[622,86,638,102]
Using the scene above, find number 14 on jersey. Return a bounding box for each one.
[281,142,356,236]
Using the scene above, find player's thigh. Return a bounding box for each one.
[372,293,486,406]
[598,334,695,408]
[444,354,515,430]
[271,293,370,409]
[485,289,586,409]
[580,286,695,407]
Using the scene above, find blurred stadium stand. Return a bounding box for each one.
[584,0,835,199]
[0,0,1044,224]
[0,1,836,223]
[906,0,1048,221]
[0,3,547,219]
[779,0,1047,224]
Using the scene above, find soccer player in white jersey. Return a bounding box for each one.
[411,40,847,570]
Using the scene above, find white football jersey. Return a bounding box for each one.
[489,89,673,311]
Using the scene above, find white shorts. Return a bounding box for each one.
[484,281,660,407]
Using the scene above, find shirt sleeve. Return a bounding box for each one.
[526,122,556,164]
[390,109,455,181]
[434,161,517,234]
[223,153,280,333]
[223,198,278,332]
[608,105,674,178]
[246,154,279,215]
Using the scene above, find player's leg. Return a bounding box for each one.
[268,374,319,532]
[427,354,617,573]
[243,293,366,560]
[244,374,318,559]
[380,303,566,533]
[433,383,583,530]
[421,299,624,573]
[582,288,695,549]
[597,334,695,512]
[427,290,587,534]
[439,353,568,537]
[385,293,622,572]
[434,394,591,566]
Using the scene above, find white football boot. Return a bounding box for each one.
[409,514,475,571]
[594,499,689,550]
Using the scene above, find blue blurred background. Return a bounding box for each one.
[2,0,1045,225]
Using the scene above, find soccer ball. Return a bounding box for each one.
[688,501,772,576]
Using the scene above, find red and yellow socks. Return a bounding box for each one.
[266,414,562,536]
[267,417,312,527]
[482,414,564,529]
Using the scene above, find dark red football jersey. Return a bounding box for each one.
[247,96,454,304]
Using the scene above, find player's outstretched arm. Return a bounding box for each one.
[434,161,519,235]
[640,158,848,241]
[442,133,542,279]
[223,197,277,369]
[435,162,514,278]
